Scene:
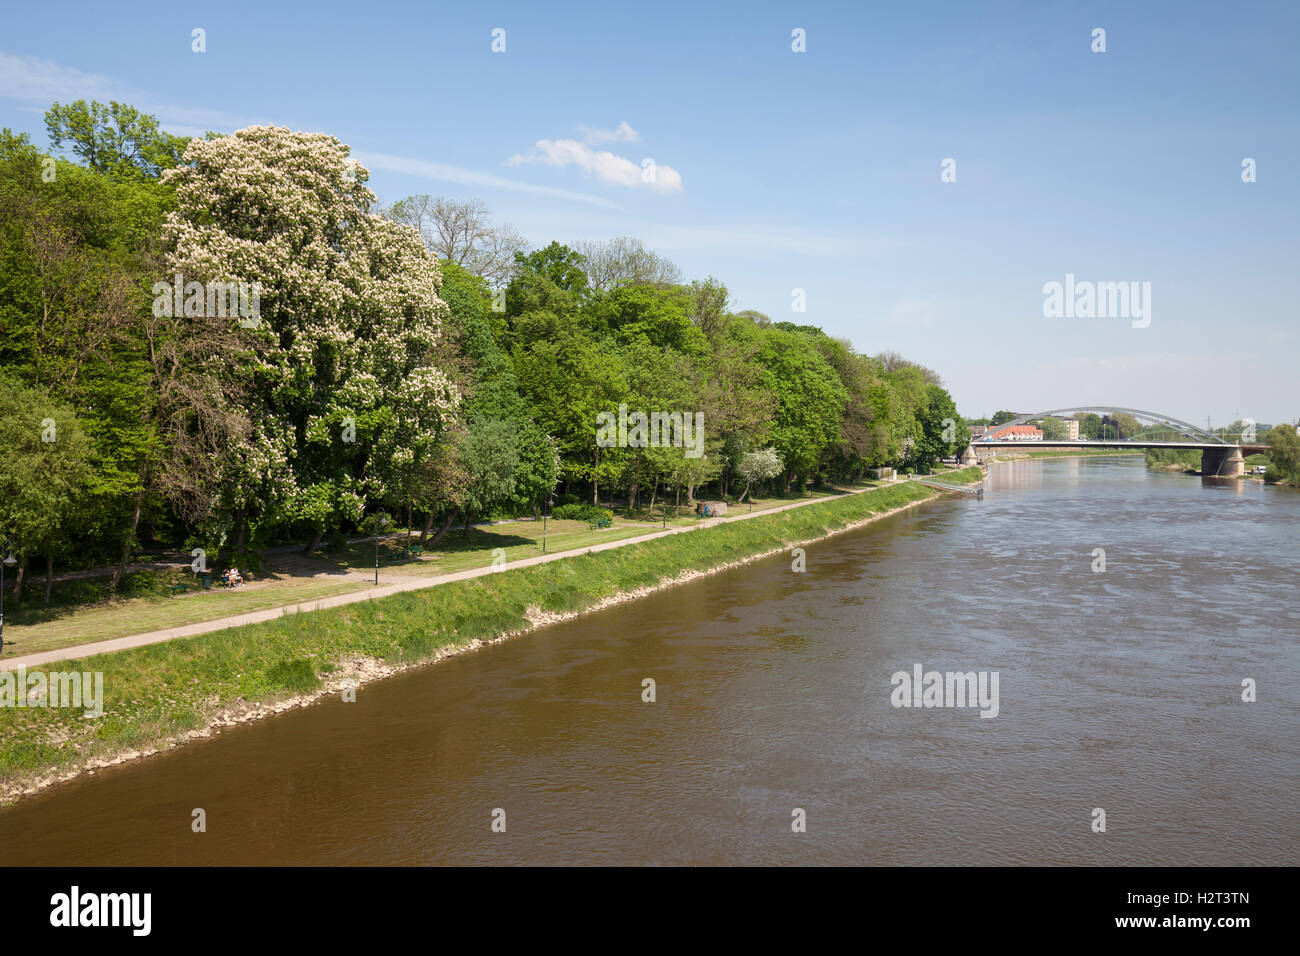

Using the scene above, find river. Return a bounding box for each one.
[2,456,1297,865]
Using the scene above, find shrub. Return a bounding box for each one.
[551,503,614,523]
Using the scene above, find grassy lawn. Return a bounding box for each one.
[0,479,936,799]
[929,465,985,484]
[3,577,376,659]
[1,488,862,660]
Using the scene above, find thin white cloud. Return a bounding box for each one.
[355,150,623,210]
[636,222,901,257]
[507,138,683,194]
[1,50,619,210]
[0,51,124,103]
[0,50,255,134]
[577,121,639,145]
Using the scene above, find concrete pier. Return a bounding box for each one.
[1201,446,1245,477]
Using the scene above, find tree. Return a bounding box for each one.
[1264,424,1300,482]
[513,241,590,295]
[757,326,848,489]
[45,100,189,178]
[875,351,943,386]
[1038,417,1070,441]
[0,379,93,602]
[990,410,1018,426]
[1101,412,1141,439]
[916,385,968,466]
[456,418,520,533]
[1076,412,1102,440]
[384,195,525,288]
[573,237,681,292]
[736,447,782,502]
[686,277,729,343]
[161,126,461,560]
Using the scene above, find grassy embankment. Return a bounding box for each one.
[2,488,845,660]
[0,480,937,800]
[1003,448,1145,461]
[928,465,984,484]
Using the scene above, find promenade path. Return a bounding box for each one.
[2,482,923,671]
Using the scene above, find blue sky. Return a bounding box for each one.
[2,0,1296,425]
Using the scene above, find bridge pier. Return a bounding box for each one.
[959,444,979,466]
[1201,445,1245,477]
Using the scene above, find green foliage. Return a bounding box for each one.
[1264,424,1300,483]
[45,100,189,178]
[1,101,962,598]
[551,503,614,522]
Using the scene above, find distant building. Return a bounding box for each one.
[968,425,989,440]
[1065,419,1080,440]
[988,424,1043,441]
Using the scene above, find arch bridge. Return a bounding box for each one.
[962,406,1265,477]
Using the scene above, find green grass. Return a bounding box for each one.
[0,480,936,800]
[3,492,848,660]
[928,465,984,485]
[1018,448,1144,459]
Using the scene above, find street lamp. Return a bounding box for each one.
[374,515,388,585]
[542,497,553,553]
[0,538,16,652]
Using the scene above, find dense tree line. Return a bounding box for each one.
[0,102,968,599]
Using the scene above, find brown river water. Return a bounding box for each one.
[2,456,1297,865]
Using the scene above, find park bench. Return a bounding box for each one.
[169,572,213,596]
[404,543,424,559]
[589,516,612,529]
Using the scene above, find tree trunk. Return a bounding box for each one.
[427,511,456,547]
[420,511,434,543]
[44,554,53,605]
[232,509,248,553]
[12,555,28,601]
[110,489,144,590]
[302,528,324,557]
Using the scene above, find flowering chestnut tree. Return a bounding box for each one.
[161,126,460,555]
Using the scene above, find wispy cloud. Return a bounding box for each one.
[577,121,639,145]
[355,150,623,209]
[0,51,124,103]
[0,50,255,134]
[507,138,683,194]
[1,50,620,210]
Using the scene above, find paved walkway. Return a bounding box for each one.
[2,486,911,670]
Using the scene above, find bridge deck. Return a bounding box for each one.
[973,440,1262,451]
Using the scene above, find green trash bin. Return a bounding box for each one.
[199,572,213,589]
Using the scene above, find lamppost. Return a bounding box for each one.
[0,538,16,652]
[542,497,553,553]
[374,515,387,585]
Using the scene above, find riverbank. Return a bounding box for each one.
[987,449,1145,463]
[0,480,942,805]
